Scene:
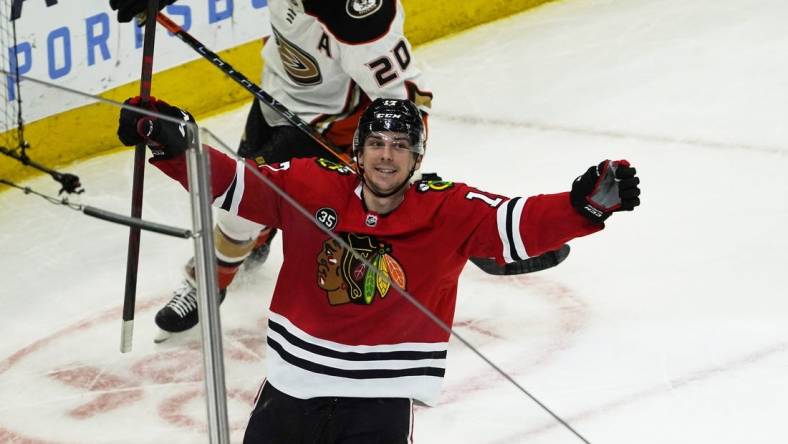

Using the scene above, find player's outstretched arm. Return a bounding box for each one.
[116,96,284,228]
[513,160,640,257]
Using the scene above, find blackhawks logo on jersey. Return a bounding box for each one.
[316,158,354,175]
[316,233,406,306]
[416,179,454,193]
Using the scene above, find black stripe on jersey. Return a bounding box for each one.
[505,197,524,261]
[269,319,447,362]
[219,175,238,211]
[268,337,446,379]
[305,0,396,45]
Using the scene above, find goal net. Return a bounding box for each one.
[1,0,22,152]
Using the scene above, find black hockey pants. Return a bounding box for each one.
[243,381,413,444]
[237,99,347,165]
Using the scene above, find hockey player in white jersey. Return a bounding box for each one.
[110,0,433,339]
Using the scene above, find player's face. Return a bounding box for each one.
[358,131,421,194]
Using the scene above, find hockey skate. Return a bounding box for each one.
[154,279,226,343]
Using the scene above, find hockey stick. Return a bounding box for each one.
[154,13,355,170]
[468,244,570,275]
[120,0,159,354]
[154,13,567,276]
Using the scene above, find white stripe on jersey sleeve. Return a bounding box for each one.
[212,159,247,215]
[510,197,527,260]
[496,197,528,262]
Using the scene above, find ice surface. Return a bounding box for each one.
[1,0,787,442]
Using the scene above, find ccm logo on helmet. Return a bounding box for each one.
[375,113,402,119]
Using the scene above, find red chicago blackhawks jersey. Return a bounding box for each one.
[152,150,602,405]
[261,0,432,146]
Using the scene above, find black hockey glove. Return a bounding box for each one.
[570,159,640,223]
[117,96,195,159]
[109,0,176,23]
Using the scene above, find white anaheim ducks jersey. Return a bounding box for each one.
[260,0,432,147]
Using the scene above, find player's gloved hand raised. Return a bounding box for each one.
[117,96,196,159]
[109,0,177,23]
[570,159,640,223]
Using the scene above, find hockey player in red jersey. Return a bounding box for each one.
[109,0,434,339]
[117,96,641,442]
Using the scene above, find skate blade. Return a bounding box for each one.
[153,328,173,344]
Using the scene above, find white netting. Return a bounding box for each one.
[0,0,19,148]
[1,0,22,151]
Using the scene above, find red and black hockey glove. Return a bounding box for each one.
[570,159,641,223]
[117,96,195,159]
[109,0,176,23]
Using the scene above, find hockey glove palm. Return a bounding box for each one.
[109,0,176,23]
[570,159,640,223]
[117,96,195,159]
